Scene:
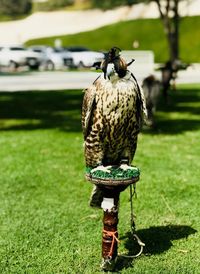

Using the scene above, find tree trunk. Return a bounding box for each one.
[169,0,179,63]
[155,0,180,100]
[155,0,180,64]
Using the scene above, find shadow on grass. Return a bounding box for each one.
[0,87,199,133]
[0,90,83,132]
[143,88,200,134]
[116,224,197,271]
[144,119,200,135]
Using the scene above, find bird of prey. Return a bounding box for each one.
[142,75,161,127]
[82,47,147,207]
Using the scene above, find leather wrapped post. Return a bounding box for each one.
[85,165,140,271]
[101,188,120,271]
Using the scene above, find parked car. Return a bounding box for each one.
[28,46,73,70]
[64,46,105,68]
[0,45,42,70]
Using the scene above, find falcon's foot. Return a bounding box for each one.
[91,165,112,173]
[120,163,138,170]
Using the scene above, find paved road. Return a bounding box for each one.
[0,71,97,92]
[0,68,199,92]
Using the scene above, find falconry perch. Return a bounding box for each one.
[82,47,147,207]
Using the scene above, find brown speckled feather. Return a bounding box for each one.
[82,86,96,139]
[82,71,147,168]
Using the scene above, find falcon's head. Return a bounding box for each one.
[100,47,135,79]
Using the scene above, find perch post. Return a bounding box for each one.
[86,166,140,271]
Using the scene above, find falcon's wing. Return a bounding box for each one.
[82,85,96,139]
[131,73,147,127]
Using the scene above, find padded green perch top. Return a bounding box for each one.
[85,164,140,186]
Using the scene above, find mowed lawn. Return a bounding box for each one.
[0,85,200,273]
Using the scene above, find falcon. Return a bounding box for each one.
[82,47,147,207]
[142,75,161,127]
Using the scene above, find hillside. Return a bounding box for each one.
[26,16,200,63]
[0,1,200,44]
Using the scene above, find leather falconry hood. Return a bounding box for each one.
[101,47,135,79]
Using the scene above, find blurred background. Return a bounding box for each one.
[0,0,199,91]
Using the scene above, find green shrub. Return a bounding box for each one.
[91,0,137,10]
[33,0,74,11]
[0,0,32,16]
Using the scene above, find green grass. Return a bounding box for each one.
[25,16,200,63]
[0,85,200,273]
